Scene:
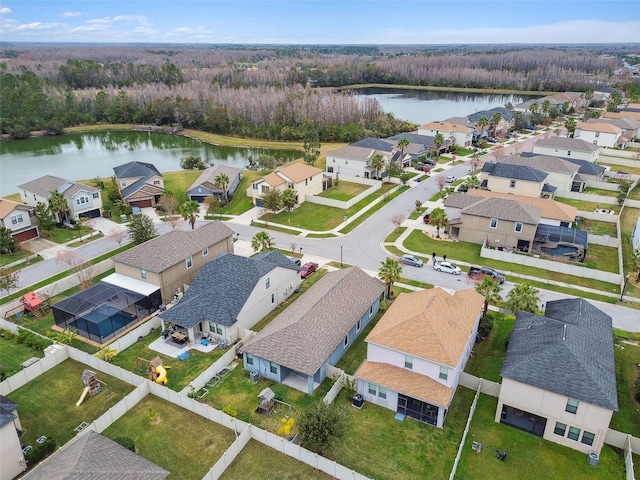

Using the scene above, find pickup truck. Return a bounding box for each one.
[468,266,506,284]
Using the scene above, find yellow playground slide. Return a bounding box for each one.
[155,365,168,385]
[76,386,91,406]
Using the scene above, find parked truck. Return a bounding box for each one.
[468,266,506,284]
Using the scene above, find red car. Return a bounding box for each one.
[300,262,318,278]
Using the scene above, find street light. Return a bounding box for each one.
[299,247,303,257]
[619,274,630,301]
[340,244,343,267]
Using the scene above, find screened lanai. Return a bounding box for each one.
[533,224,588,263]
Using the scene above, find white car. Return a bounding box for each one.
[433,261,462,275]
[446,175,457,183]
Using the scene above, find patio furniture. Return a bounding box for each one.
[171,332,187,345]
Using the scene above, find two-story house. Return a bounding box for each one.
[532,137,601,163]
[17,175,103,221]
[496,298,618,454]
[495,155,584,193]
[480,162,554,198]
[251,163,323,207]
[0,199,39,242]
[387,132,451,161]
[187,165,242,203]
[355,288,484,427]
[520,152,606,183]
[417,120,473,147]
[112,221,236,304]
[113,161,164,208]
[588,116,639,142]
[467,107,515,138]
[0,396,26,480]
[574,122,625,148]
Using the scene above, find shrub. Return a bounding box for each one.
[222,404,238,418]
[3,329,15,341]
[114,436,135,452]
[17,328,52,350]
[25,437,56,465]
[478,313,494,338]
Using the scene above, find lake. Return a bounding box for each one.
[355,87,538,125]
[0,131,300,197]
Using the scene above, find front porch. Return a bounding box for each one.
[281,372,320,394]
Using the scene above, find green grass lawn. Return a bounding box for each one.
[163,170,202,204]
[340,185,408,234]
[385,226,407,243]
[620,207,640,299]
[0,334,44,379]
[47,225,94,244]
[220,439,333,480]
[601,163,640,178]
[317,181,369,200]
[555,197,621,214]
[335,310,384,375]
[102,395,236,480]
[578,218,617,237]
[464,313,513,383]
[8,359,135,447]
[455,148,476,156]
[609,341,640,437]
[456,394,626,480]
[583,244,619,273]
[220,170,265,215]
[581,187,620,198]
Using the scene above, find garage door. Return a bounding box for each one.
[14,227,39,243]
[79,208,101,219]
[255,198,264,207]
[190,195,207,203]
[130,199,152,208]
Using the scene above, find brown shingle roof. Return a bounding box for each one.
[242,267,386,376]
[278,163,323,183]
[419,121,472,133]
[0,199,31,219]
[576,122,623,134]
[467,189,576,222]
[187,165,242,192]
[366,288,484,367]
[261,172,287,187]
[462,197,542,224]
[112,221,234,273]
[355,360,454,407]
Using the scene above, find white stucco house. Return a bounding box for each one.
[0,199,39,242]
[418,120,474,147]
[573,122,625,148]
[531,137,600,163]
[251,163,324,207]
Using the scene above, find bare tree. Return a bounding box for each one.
[436,175,447,192]
[168,215,184,230]
[469,155,483,172]
[159,194,178,220]
[107,228,128,246]
[0,267,20,296]
[493,145,507,161]
[290,242,297,255]
[390,213,406,232]
[56,249,95,289]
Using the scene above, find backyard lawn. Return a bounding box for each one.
[456,394,626,480]
[464,312,513,383]
[609,341,640,437]
[581,186,620,198]
[620,207,640,299]
[555,197,621,214]
[577,218,617,237]
[318,180,369,200]
[0,334,44,379]
[102,395,236,480]
[7,359,135,447]
[583,244,619,273]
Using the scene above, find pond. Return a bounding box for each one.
[0,131,301,197]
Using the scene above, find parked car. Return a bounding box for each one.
[401,254,424,267]
[424,158,437,166]
[468,266,506,284]
[433,261,462,275]
[131,206,142,215]
[300,262,318,278]
[287,256,302,266]
[422,166,431,173]
[486,137,497,143]
[422,212,431,224]
[445,175,457,183]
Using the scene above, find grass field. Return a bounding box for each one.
[0,334,44,378]
[555,197,621,214]
[317,181,369,200]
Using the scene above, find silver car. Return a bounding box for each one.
[434,261,462,275]
[401,254,424,267]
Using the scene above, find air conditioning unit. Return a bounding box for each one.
[352,394,363,409]
[249,371,260,383]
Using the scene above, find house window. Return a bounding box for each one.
[565,398,579,414]
[343,335,349,348]
[509,180,516,188]
[10,214,24,225]
[439,366,448,380]
[514,222,523,233]
[332,158,335,163]
[404,355,413,369]
[209,321,223,335]
[328,167,334,173]
[270,362,277,374]
[567,150,572,156]
[305,179,308,186]
[92,192,99,199]
[266,277,270,289]
[121,180,127,187]
[246,354,254,365]
[76,195,89,205]
[378,387,387,400]
[154,180,160,185]
[261,185,269,194]
[581,431,595,446]
[369,304,374,316]
[356,319,361,332]
[140,269,147,279]
[202,247,208,257]
[271,293,275,304]
[593,140,598,145]
[288,182,294,189]
[554,422,567,436]
[368,383,377,395]
[595,132,600,137]
[186,256,193,269]
[345,159,349,165]
[490,218,498,229]
[567,426,581,441]
[252,183,258,190]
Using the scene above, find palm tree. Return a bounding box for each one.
[506,282,540,315]
[564,117,577,137]
[429,207,447,239]
[541,99,551,123]
[433,133,445,157]
[179,200,200,229]
[396,137,410,158]
[370,153,386,180]
[214,173,230,203]
[48,189,68,223]
[491,112,503,138]
[476,116,489,139]
[251,231,274,252]
[378,257,402,298]
[475,276,503,314]
[282,188,296,211]
[529,102,539,116]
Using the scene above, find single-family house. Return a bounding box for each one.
[532,136,601,162]
[251,163,323,207]
[520,152,606,183]
[352,137,409,168]
[0,199,39,242]
[355,288,484,427]
[495,155,584,193]
[241,267,385,394]
[113,161,164,208]
[603,110,640,123]
[588,116,639,142]
[22,430,169,480]
[496,298,618,454]
[112,221,236,304]
[159,251,301,346]
[480,162,554,198]
[467,107,515,138]
[514,92,585,113]
[417,120,474,147]
[387,133,451,161]
[0,396,26,480]
[574,122,625,148]
[17,175,103,221]
[187,165,242,203]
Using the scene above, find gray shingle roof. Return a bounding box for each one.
[351,137,395,152]
[467,107,514,123]
[327,145,376,162]
[501,298,618,411]
[534,136,600,152]
[444,193,482,209]
[0,395,17,428]
[242,267,385,376]
[497,155,579,175]
[113,161,163,199]
[482,162,548,183]
[23,430,169,480]
[112,221,234,273]
[387,133,440,148]
[159,252,295,328]
[520,152,606,176]
[446,194,542,224]
[187,165,242,194]
[17,175,98,198]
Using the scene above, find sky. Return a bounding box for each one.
[1,1,639,45]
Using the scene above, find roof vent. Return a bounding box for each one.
[562,324,567,341]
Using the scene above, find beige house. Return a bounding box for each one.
[496,299,618,454]
[418,120,474,147]
[495,155,583,194]
[112,221,236,304]
[444,194,541,252]
[0,199,39,242]
[113,161,165,208]
[0,396,26,480]
[532,137,600,163]
[251,163,323,207]
[480,162,553,198]
[355,288,484,427]
[574,122,625,148]
[588,116,639,142]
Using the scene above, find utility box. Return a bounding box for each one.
[249,371,260,383]
[352,394,363,409]
[588,452,599,466]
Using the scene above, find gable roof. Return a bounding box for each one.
[242,267,385,376]
[187,165,242,193]
[17,175,98,198]
[351,137,395,152]
[277,163,323,183]
[366,288,484,367]
[588,117,640,130]
[23,430,169,480]
[466,189,576,222]
[467,107,515,123]
[482,162,548,183]
[460,196,542,224]
[419,121,472,133]
[113,161,162,179]
[496,155,579,175]
[0,199,32,219]
[576,122,623,134]
[519,152,606,177]
[326,145,379,162]
[501,298,618,411]
[112,221,234,273]
[159,252,297,328]
[0,395,18,428]
[533,136,600,153]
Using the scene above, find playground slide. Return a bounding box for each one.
[155,365,168,385]
[76,386,90,407]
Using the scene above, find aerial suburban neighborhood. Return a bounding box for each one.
[0,6,640,480]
